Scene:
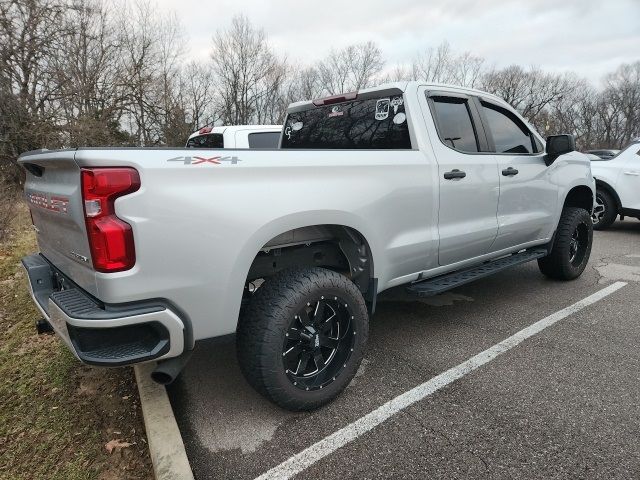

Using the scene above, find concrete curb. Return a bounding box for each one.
[135,363,195,480]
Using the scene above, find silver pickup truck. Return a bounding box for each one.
[19,82,595,411]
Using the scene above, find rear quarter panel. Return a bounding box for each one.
[74,147,437,341]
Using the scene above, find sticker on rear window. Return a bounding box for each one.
[393,112,406,125]
[329,106,344,118]
[390,96,404,113]
[375,99,390,120]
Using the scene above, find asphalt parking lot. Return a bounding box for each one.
[168,219,640,479]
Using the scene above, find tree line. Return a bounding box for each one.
[1,0,639,187]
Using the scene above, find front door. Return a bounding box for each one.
[424,92,500,266]
[477,100,558,251]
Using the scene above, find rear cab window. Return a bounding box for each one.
[248,132,280,149]
[186,134,224,149]
[281,92,412,149]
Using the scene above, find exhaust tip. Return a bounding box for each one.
[35,319,54,334]
[150,371,174,385]
[150,351,193,385]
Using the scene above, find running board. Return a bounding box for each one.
[406,248,548,297]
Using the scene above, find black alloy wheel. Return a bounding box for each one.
[283,296,355,391]
[237,267,369,411]
[568,221,589,266]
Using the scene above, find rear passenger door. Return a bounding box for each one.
[477,99,557,251]
[425,92,500,266]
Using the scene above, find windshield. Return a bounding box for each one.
[281,95,411,149]
[186,133,224,148]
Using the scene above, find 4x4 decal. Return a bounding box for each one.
[167,155,241,165]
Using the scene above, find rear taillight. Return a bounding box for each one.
[81,168,140,272]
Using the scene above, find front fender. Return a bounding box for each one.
[550,153,595,226]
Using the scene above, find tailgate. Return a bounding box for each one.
[19,150,98,296]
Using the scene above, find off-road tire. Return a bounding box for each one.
[593,189,617,230]
[236,267,369,411]
[538,207,593,280]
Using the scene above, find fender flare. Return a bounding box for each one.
[594,178,622,210]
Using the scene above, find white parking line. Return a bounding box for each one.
[255,281,627,480]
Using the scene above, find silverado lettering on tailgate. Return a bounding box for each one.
[26,191,69,214]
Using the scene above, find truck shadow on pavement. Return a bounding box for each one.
[166,227,637,479]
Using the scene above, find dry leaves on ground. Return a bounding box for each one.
[105,439,133,454]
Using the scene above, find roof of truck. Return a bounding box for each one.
[287,81,507,111]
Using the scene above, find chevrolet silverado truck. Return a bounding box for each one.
[19,82,595,411]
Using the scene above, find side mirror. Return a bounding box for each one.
[545,134,576,166]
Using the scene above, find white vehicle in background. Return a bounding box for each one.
[186,125,282,149]
[587,149,620,160]
[591,139,640,229]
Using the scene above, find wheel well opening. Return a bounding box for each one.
[564,186,594,213]
[595,180,621,210]
[246,225,373,295]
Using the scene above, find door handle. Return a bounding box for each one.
[502,167,519,176]
[623,171,640,176]
[444,169,466,180]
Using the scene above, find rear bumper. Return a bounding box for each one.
[22,254,185,366]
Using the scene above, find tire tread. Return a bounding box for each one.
[236,267,368,411]
[538,207,592,280]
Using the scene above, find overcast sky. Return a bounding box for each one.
[155,0,640,85]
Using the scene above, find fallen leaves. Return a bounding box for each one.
[104,439,133,454]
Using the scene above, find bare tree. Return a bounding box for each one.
[412,41,484,87]
[1,3,639,188]
[117,0,184,145]
[179,61,217,129]
[602,61,640,147]
[0,0,68,116]
[544,82,599,148]
[53,0,131,146]
[481,65,579,130]
[379,64,412,83]
[210,15,286,125]
[0,0,68,182]
[287,67,323,102]
[317,42,384,95]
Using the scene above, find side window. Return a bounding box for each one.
[430,97,479,153]
[480,102,536,154]
[186,133,224,149]
[534,136,544,153]
[248,132,280,149]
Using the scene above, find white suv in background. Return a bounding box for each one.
[186,125,282,149]
[591,139,640,229]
